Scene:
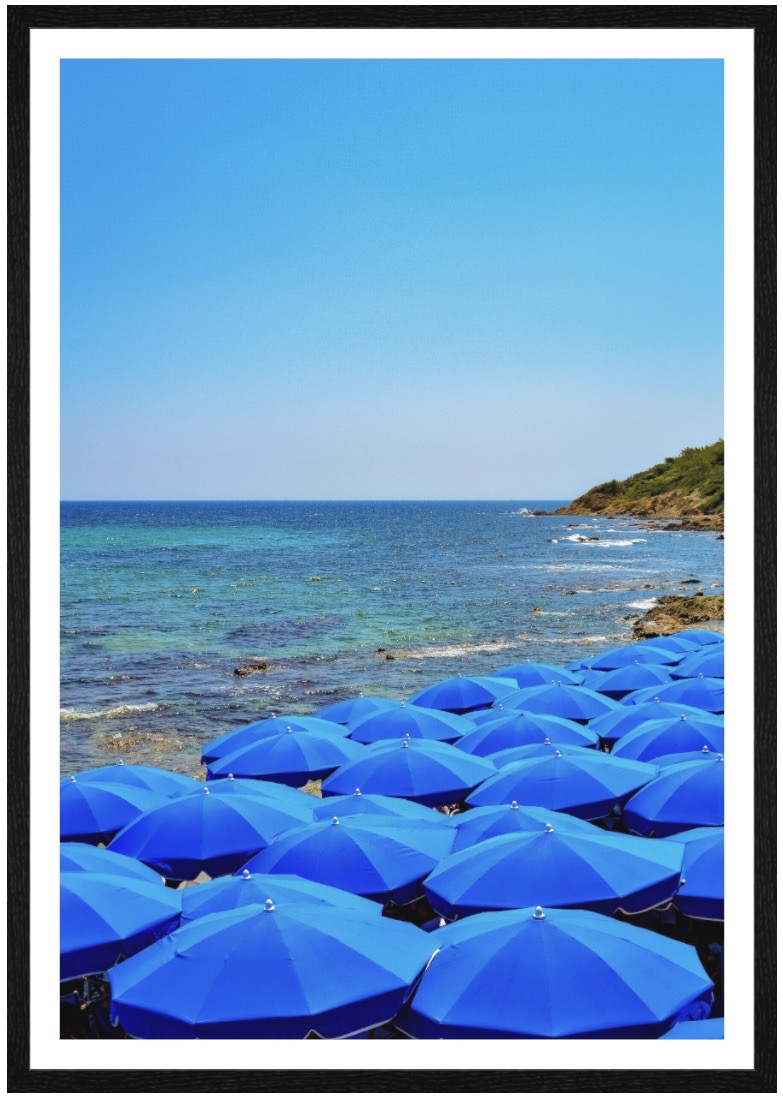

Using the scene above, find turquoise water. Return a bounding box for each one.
[60,501,724,776]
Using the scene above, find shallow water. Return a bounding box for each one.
[61,501,723,776]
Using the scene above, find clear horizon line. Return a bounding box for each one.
[60,497,575,505]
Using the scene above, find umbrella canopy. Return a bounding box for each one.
[670,630,723,647]
[588,701,722,747]
[653,748,724,770]
[424,826,684,918]
[611,715,724,764]
[500,684,619,723]
[202,774,316,808]
[396,906,713,1039]
[315,696,399,726]
[69,762,198,798]
[454,712,599,758]
[60,843,165,887]
[451,802,596,852]
[109,901,436,1039]
[201,714,350,765]
[108,787,316,881]
[60,777,170,845]
[462,704,523,727]
[321,738,496,807]
[60,871,181,982]
[489,741,597,768]
[349,703,472,745]
[408,676,519,713]
[180,867,384,924]
[660,1017,724,1039]
[664,826,724,920]
[624,678,724,714]
[633,634,701,654]
[623,756,724,837]
[205,728,366,786]
[585,645,684,671]
[466,750,657,819]
[240,814,456,904]
[490,662,582,688]
[313,788,453,826]
[670,648,725,680]
[581,663,673,700]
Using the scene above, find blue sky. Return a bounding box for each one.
[61,59,723,500]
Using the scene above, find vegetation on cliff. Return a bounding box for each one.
[557,441,724,521]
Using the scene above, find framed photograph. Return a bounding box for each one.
[8,3,774,1092]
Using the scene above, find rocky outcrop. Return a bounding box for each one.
[631,594,724,639]
[233,662,269,676]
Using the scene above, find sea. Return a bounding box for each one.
[60,501,724,777]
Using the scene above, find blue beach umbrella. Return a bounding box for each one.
[201,714,350,765]
[489,741,597,768]
[623,756,724,837]
[491,662,582,688]
[60,843,165,887]
[664,827,724,920]
[653,748,723,770]
[588,701,722,748]
[500,683,619,722]
[108,786,316,881]
[454,712,599,758]
[241,814,456,904]
[71,762,198,798]
[321,738,496,807]
[202,774,316,808]
[466,750,657,819]
[625,678,724,714]
[671,630,723,647]
[60,777,170,845]
[670,648,725,680]
[585,645,684,670]
[60,872,181,982]
[312,788,453,826]
[423,825,685,918]
[316,696,399,726]
[462,704,523,727]
[180,867,384,924]
[205,728,366,786]
[611,715,724,764]
[581,663,673,700]
[109,901,437,1039]
[408,676,519,713]
[660,1017,724,1039]
[396,906,713,1039]
[633,634,701,655]
[349,702,473,745]
[451,802,596,851]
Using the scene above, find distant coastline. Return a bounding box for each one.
[534,442,725,532]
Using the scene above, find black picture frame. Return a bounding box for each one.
[8,4,776,1093]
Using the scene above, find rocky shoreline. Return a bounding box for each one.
[630,593,724,640]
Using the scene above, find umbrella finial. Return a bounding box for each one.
[118,759,125,766]
[69,775,77,783]
[400,701,405,708]
[331,816,340,825]
[680,877,687,886]
[286,725,294,734]
[353,788,362,797]
[554,749,562,758]
[533,906,546,920]
[680,715,687,721]
[652,696,660,703]
[228,773,235,780]
[263,899,275,912]
[202,786,210,795]
[717,754,724,763]
[544,823,554,833]
[698,673,704,679]
[510,801,519,810]
[402,739,410,749]
[241,869,252,880]
[702,745,710,753]
[543,737,552,745]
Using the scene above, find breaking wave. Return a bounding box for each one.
[60,702,161,722]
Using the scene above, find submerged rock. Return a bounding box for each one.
[233,662,269,676]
